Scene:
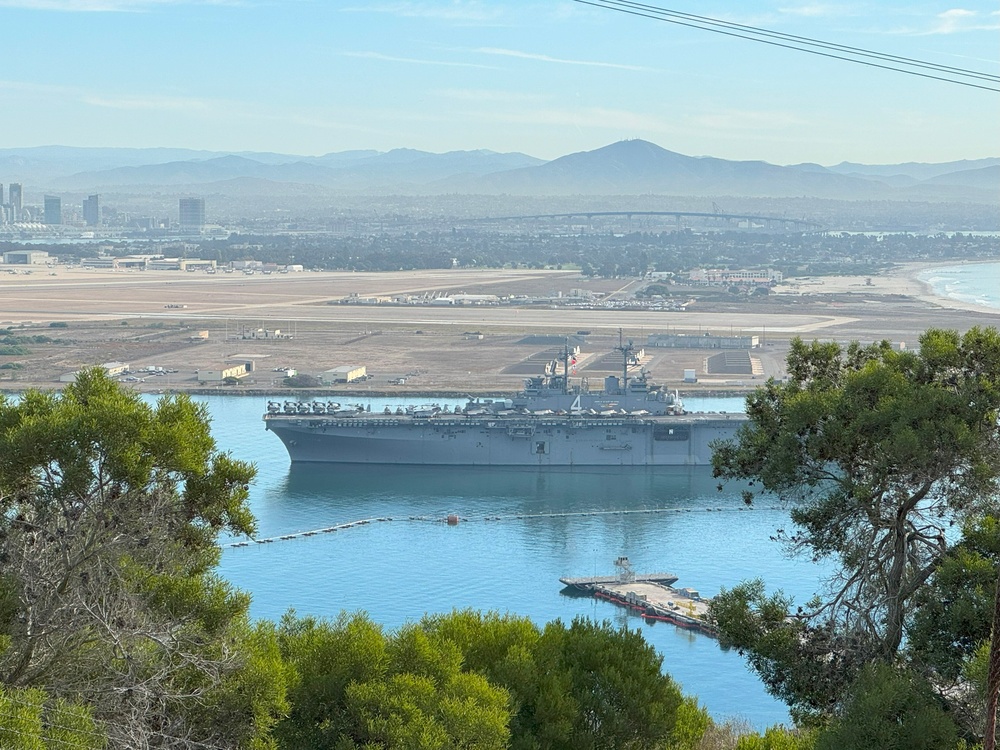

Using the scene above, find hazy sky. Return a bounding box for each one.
[1,1,997,165]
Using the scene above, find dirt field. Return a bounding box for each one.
[1,265,998,395]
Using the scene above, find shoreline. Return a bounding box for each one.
[898,261,1000,316]
[775,261,1000,317]
[906,260,1000,315]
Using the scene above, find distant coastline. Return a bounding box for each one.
[912,261,1000,314]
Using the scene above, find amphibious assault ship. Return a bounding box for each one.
[263,340,746,466]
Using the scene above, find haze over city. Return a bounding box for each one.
[2,0,998,165]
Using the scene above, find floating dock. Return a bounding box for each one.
[561,557,718,638]
[559,572,679,590]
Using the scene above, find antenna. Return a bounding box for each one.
[563,337,571,395]
[615,327,633,392]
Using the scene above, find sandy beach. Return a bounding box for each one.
[776,261,1000,315]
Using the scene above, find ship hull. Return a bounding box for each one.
[264,414,743,466]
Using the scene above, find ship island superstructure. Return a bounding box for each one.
[263,339,746,466]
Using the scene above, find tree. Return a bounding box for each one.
[284,373,320,388]
[274,612,512,750]
[275,612,390,749]
[425,612,688,749]
[279,610,697,750]
[815,663,959,750]
[531,617,684,750]
[711,329,1000,714]
[0,686,105,750]
[907,515,1000,744]
[910,516,1000,681]
[736,725,815,750]
[344,625,510,750]
[0,369,283,748]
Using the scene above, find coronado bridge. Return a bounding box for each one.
[457,210,822,232]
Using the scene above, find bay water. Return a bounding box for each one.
[199,393,826,730]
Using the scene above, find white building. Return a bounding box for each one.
[3,250,50,265]
[321,365,366,384]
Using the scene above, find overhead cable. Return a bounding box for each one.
[574,0,1000,92]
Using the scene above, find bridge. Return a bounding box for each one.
[459,210,822,231]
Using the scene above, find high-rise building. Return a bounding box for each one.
[82,194,100,226]
[178,197,206,228]
[0,184,4,206]
[8,183,22,221]
[44,195,62,225]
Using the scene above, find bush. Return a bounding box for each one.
[49,321,69,328]
[284,374,321,388]
[815,664,958,750]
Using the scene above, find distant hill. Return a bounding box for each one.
[451,140,885,199]
[1,140,995,202]
[53,148,544,191]
[61,155,339,189]
[925,164,1000,190]
[828,157,1000,181]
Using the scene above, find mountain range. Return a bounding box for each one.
[1,140,996,202]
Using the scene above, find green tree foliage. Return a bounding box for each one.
[910,516,1000,680]
[668,696,711,750]
[815,663,959,750]
[0,686,105,749]
[905,515,1000,741]
[275,612,511,750]
[736,725,816,750]
[284,373,321,388]
[711,328,1000,714]
[532,617,683,750]
[278,610,692,750]
[433,612,685,750]
[0,370,286,748]
[418,610,543,746]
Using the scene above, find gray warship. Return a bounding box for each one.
[263,340,746,466]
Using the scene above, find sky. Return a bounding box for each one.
[1,0,998,165]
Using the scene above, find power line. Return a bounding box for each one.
[575,0,1000,93]
[586,0,1000,82]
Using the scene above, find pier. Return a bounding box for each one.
[559,572,679,590]
[561,557,718,638]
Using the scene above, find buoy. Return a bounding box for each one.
[447,514,460,525]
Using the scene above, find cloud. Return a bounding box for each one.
[432,88,549,104]
[467,105,671,132]
[342,51,498,69]
[0,79,70,94]
[476,47,651,72]
[0,0,240,10]
[925,8,1000,34]
[691,109,807,131]
[776,4,853,18]
[340,2,504,24]
[81,93,216,111]
[1,78,223,113]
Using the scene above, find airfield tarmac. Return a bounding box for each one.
[0,265,997,394]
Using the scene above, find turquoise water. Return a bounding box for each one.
[919,261,1000,311]
[196,394,823,730]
